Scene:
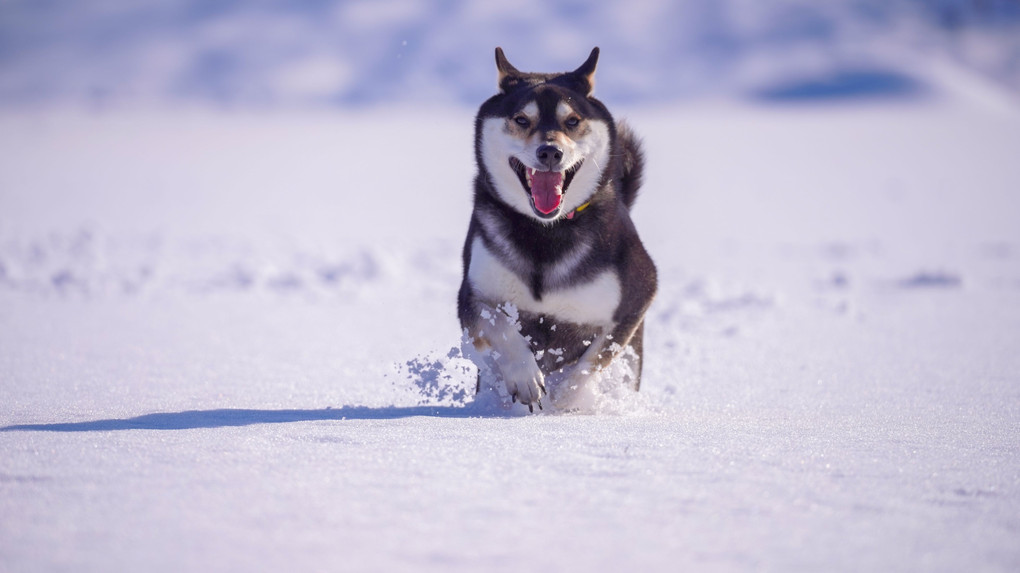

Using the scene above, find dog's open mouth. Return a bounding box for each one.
[509,157,582,216]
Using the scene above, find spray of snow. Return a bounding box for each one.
[390,347,474,408]
[390,343,650,416]
[456,303,654,416]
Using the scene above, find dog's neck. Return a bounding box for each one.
[564,201,591,220]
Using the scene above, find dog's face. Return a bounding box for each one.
[477,48,613,222]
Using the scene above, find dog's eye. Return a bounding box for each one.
[565,116,581,129]
[513,116,530,128]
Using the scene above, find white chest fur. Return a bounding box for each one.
[468,237,620,326]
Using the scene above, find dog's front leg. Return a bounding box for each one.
[558,316,646,398]
[465,302,546,410]
[593,318,644,372]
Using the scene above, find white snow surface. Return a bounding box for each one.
[4,0,1020,107]
[2,99,1020,572]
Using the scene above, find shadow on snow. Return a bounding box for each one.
[0,405,500,432]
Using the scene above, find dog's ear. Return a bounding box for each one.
[570,47,599,96]
[495,47,522,93]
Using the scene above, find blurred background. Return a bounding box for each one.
[2,0,1019,111]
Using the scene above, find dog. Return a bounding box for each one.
[458,47,657,412]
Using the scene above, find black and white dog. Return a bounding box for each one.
[458,47,657,411]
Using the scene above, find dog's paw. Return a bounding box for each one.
[500,360,547,412]
[548,363,599,411]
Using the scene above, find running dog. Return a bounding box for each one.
[458,47,657,411]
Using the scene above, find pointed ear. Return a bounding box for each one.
[495,47,521,93]
[571,47,599,96]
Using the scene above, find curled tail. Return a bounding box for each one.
[616,121,645,210]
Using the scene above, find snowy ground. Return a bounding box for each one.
[2,95,1019,572]
[4,1,1020,107]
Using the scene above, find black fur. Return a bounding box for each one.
[616,122,644,210]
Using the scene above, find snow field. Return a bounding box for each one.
[1,100,1019,571]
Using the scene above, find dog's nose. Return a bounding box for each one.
[536,145,563,169]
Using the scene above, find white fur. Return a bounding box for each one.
[481,117,535,217]
[559,121,610,214]
[556,101,574,122]
[468,237,620,326]
[471,301,546,405]
[521,102,539,121]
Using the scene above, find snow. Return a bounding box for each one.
[3,1,1020,107]
[2,98,1018,572]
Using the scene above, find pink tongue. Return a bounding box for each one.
[530,171,563,214]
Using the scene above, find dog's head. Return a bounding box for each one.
[476,47,613,222]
